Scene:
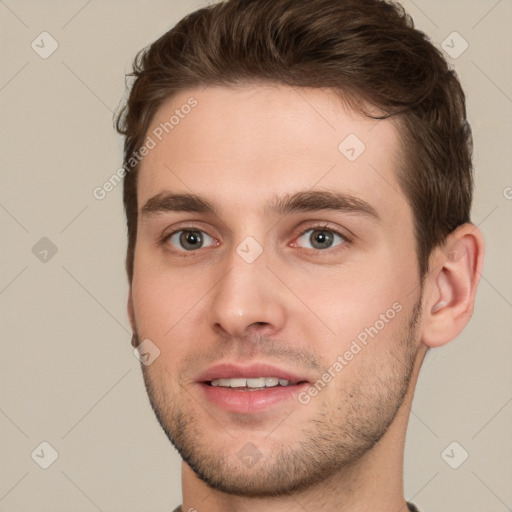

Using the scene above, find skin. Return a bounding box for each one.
[127,84,484,512]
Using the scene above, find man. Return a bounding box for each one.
[115,0,484,510]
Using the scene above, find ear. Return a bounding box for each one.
[421,223,485,348]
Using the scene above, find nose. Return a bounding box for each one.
[207,247,287,339]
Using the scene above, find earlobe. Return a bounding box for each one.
[422,223,485,348]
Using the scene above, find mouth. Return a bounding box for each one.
[196,363,311,413]
[208,377,303,389]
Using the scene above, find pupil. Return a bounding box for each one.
[181,231,202,250]
[312,230,333,249]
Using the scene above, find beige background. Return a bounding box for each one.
[1,0,511,511]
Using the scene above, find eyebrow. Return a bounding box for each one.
[141,191,218,216]
[140,190,380,221]
[266,190,380,221]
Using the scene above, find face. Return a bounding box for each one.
[130,84,424,496]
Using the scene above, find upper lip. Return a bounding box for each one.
[196,363,311,384]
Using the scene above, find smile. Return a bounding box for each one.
[209,377,298,389]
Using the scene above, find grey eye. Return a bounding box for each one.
[168,230,214,251]
[297,229,345,250]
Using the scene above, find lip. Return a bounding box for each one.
[196,363,310,384]
[196,363,311,414]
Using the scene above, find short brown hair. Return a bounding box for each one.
[115,0,473,283]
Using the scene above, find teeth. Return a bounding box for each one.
[210,377,295,388]
[265,377,279,387]
[228,378,246,388]
[247,377,266,388]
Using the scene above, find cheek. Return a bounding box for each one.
[131,274,200,373]
[131,251,223,358]
[295,284,398,359]
[301,249,412,310]
[286,251,416,357]
[131,263,197,339]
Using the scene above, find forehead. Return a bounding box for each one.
[137,84,409,226]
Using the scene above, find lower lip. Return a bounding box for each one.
[198,382,310,413]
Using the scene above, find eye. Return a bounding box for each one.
[295,226,347,251]
[165,229,216,252]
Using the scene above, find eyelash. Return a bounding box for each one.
[294,223,351,254]
[160,223,351,257]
